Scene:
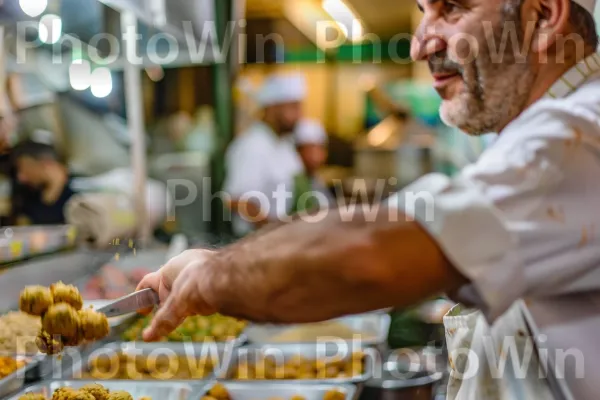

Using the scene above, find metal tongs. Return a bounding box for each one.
[95,288,160,318]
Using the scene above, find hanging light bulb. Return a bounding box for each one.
[19,0,48,17]
[90,67,113,98]
[39,14,62,44]
[69,60,92,91]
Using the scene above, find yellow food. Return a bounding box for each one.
[232,354,364,380]
[0,356,25,379]
[50,282,83,311]
[205,385,344,400]
[268,321,374,343]
[83,351,215,380]
[106,391,133,400]
[79,309,109,341]
[0,312,41,354]
[51,387,77,400]
[43,303,80,339]
[72,392,95,400]
[36,331,64,355]
[19,286,53,316]
[207,383,229,400]
[121,314,246,342]
[80,383,110,400]
[19,282,110,353]
[18,394,46,400]
[25,384,142,400]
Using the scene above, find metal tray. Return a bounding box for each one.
[58,341,236,381]
[114,314,249,347]
[199,381,358,400]
[245,313,391,347]
[221,344,379,384]
[0,356,40,398]
[6,380,199,400]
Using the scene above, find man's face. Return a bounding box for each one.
[298,144,328,174]
[273,102,303,133]
[411,0,537,135]
[16,156,47,188]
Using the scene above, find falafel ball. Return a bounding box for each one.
[80,383,109,400]
[19,286,53,316]
[52,387,77,400]
[208,384,229,400]
[42,303,80,339]
[50,282,83,310]
[106,391,133,400]
[36,330,65,355]
[18,393,46,400]
[73,391,96,400]
[78,309,109,341]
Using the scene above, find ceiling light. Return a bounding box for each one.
[19,0,48,17]
[90,67,113,98]
[69,60,92,91]
[39,14,62,44]
[322,0,363,42]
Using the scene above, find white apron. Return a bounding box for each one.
[443,302,555,399]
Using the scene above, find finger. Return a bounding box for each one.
[142,277,194,341]
[136,272,160,292]
[142,295,186,342]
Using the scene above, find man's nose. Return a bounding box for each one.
[411,35,447,62]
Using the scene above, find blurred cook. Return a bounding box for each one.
[290,119,334,214]
[11,139,76,225]
[139,0,600,398]
[224,73,305,236]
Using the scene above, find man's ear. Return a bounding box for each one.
[528,0,572,54]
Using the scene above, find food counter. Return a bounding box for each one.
[0,235,447,400]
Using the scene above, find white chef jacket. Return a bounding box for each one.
[389,52,600,399]
[224,122,303,236]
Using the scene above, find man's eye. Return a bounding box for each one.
[443,1,461,13]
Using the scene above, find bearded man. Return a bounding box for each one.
[138,0,600,398]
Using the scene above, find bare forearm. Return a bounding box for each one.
[206,207,466,323]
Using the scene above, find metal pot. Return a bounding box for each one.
[359,351,445,400]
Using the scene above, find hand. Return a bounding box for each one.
[136,249,219,342]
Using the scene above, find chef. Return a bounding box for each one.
[140,0,600,398]
[224,73,305,237]
[290,119,335,214]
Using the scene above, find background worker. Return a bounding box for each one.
[290,119,334,215]
[224,73,305,236]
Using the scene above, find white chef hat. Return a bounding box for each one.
[294,119,328,146]
[573,0,596,13]
[256,73,306,107]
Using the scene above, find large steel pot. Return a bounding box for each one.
[359,348,445,400]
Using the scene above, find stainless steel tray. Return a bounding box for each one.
[6,380,199,400]
[200,381,357,400]
[245,313,391,347]
[221,344,379,384]
[113,314,248,347]
[58,341,236,381]
[0,356,40,398]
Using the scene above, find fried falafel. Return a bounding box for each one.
[19,286,53,316]
[79,383,109,400]
[50,282,83,310]
[106,391,133,400]
[78,309,109,341]
[42,303,80,339]
[36,330,64,355]
[51,387,77,400]
[18,394,46,400]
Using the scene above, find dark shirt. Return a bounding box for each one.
[19,177,76,225]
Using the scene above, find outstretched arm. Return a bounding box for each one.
[140,206,466,340]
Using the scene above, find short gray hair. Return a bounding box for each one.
[570,1,599,50]
[506,0,598,50]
